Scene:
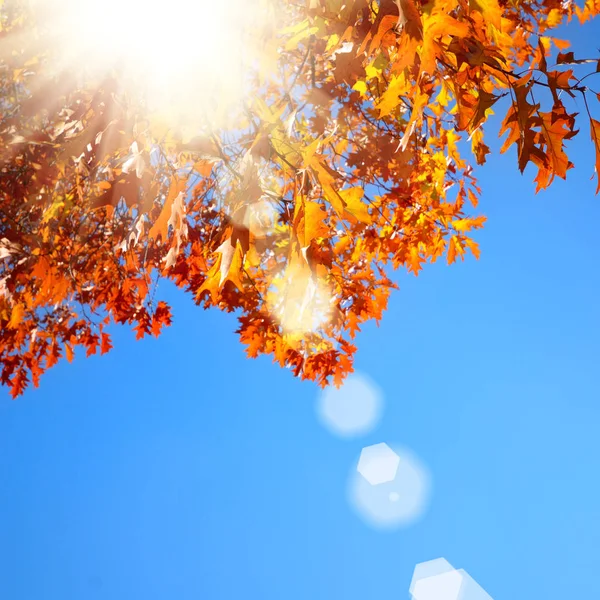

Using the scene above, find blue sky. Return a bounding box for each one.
[2,17,600,600]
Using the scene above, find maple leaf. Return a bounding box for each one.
[376,73,407,118]
[311,160,347,216]
[469,0,502,30]
[294,199,329,249]
[421,12,470,76]
[340,187,372,224]
[395,0,423,41]
[368,14,400,55]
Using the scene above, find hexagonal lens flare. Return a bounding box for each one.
[349,443,431,530]
[410,559,494,600]
[317,373,383,438]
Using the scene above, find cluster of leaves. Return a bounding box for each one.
[1,0,599,397]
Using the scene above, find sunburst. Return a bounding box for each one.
[18,0,274,133]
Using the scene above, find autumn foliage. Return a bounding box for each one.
[1,0,599,397]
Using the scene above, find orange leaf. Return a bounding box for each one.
[312,161,346,216]
[207,235,246,291]
[447,236,467,264]
[456,89,500,133]
[65,343,74,363]
[100,333,113,355]
[8,303,24,329]
[396,0,423,40]
[149,178,187,242]
[369,14,400,54]
[295,199,329,248]
[469,0,502,29]
[408,246,424,274]
[192,160,215,178]
[591,118,600,194]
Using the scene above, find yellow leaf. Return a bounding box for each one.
[376,74,406,118]
[301,128,337,169]
[295,200,328,248]
[435,82,451,108]
[325,34,340,52]
[246,244,262,268]
[340,187,372,224]
[197,237,246,302]
[149,118,173,142]
[271,133,303,170]
[42,199,65,223]
[252,97,287,126]
[216,237,245,290]
[546,8,563,27]
[352,80,368,96]
[196,262,221,303]
[470,0,502,29]
[281,19,312,36]
[451,215,487,232]
[365,63,381,80]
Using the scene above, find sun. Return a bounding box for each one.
[28,0,272,130]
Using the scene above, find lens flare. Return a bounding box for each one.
[349,443,431,530]
[317,372,383,438]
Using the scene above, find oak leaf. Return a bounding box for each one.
[1,0,599,397]
[149,178,188,242]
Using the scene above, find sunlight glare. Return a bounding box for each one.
[269,262,334,336]
[31,0,269,130]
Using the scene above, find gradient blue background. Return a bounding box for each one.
[2,17,600,600]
